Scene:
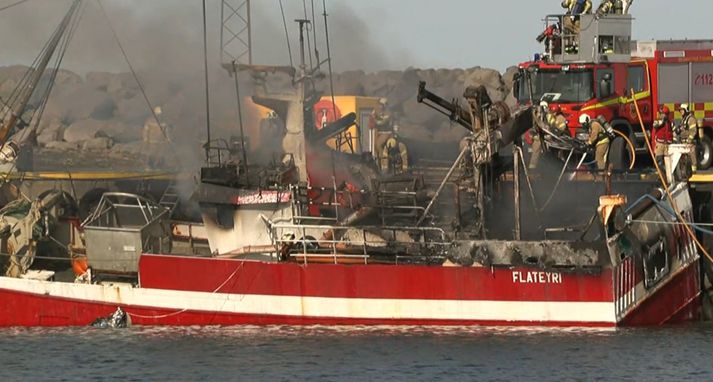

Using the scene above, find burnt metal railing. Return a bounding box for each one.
[267,221,450,265]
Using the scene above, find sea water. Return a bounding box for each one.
[0,325,711,381]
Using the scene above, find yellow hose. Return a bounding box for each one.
[631,89,713,264]
[611,129,636,170]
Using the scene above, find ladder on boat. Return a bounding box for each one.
[159,183,181,217]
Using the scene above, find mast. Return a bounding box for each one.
[0,0,81,146]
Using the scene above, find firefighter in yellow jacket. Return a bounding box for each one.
[581,114,610,171]
[678,103,700,172]
[562,0,593,14]
[530,102,568,169]
[380,132,409,174]
[561,0,593,53]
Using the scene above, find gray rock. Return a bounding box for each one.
[111,142,143,156]
[37,129,64,147]
[64,120,109,143]
[81,137,114,151]
[45,141,78,151]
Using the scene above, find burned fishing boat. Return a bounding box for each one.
[0,7,707,328]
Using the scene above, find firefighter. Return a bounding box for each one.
[580,114,610,171]
[678,103,699,172]
[561,0,592,53]
[561,0,593,14]
[380,130,409,174]
[370,98,392,131]
[596,0,624,17]
[652,105,673,169]
[529,102,569,169]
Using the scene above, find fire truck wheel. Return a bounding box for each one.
[608,137,629,171]
[697,136,713,170]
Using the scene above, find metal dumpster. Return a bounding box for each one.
[83,193,171,274]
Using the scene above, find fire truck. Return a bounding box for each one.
[516,13,713,170]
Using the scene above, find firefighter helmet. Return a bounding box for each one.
[660,105,671,115]
[579,114,591,126]
[379,98,388,106]
[680,103,690,113]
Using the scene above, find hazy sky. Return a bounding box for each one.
[0,0,712,74]
[255,0,713,71]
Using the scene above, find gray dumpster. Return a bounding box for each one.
[83,193,171,274]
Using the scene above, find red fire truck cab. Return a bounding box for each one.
[517,15,713,170]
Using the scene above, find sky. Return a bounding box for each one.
[0,0,712,74]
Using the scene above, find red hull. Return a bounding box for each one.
[0,254,700,328]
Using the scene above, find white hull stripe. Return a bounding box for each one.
[0,277,617,323]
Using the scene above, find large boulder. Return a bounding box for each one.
[36,122,65,146]
[63,119,110,143]
[111,142,143,156]
[45,141,78,151]
[332,70,366,95]
[81,137,114,151]
[100,121,142,143]
[43,86,116,123]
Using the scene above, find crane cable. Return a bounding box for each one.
[95,0,168,142]
[278,0,294,68]
[631,88,713,264]
[0,0,30,13]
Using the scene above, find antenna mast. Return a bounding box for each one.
[220,0,252,67]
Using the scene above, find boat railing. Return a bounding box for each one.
[614,255,637,320]
[268,222,451,265]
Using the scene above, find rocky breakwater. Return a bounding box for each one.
[0,65,518,170]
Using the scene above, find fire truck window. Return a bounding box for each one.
[615,36,631,55]
[658,63,689,104]
[596,69,615,98]
[599,36,614,55]
[524,70,594,103]
[627,66,646,94]
[691,62,713,103]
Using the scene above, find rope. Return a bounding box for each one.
[631,220,713,236]
[631,88,713,264]
[310,0,320,68]
[302,0,313,71]
[278,0,294,68]
[202,0,212,163]
[127,261,245,320]
[0,0,30,12]
[322,0,337,119]
[95,0,168,142]
[539,149,574,211]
